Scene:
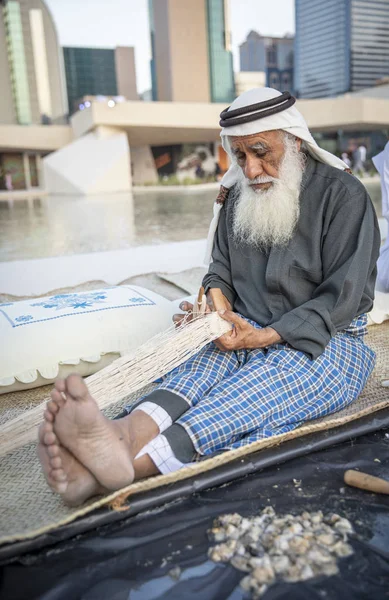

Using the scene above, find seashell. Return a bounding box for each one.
[240,574,253,592]
[249,556,267,569]
[209,505,355,594]
[230,555,251,572]
[225,524,241,539]
[272,555,291,574]
[320,562,339,577]
[311,511,324,524]
[252,564,275,585]
[307,547,333,565]
[263,506,276,516]
[317,533,336,546]
[208,527,226,543]
[325,513,341,524]
[288,535,311,554]
[299,564,315,580]
[334,518,354,535]
[208,539,237,562]
[273,535,290,552]
[218,513,242,527]
[332,541,353,557]
[287,523,304,535]
[248,542,265,557]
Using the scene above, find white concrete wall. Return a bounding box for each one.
[131,145,158,184]
[43,131,131,195]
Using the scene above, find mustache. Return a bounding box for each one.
[246,175,277,185]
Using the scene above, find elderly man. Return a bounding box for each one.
[38,89,380,506]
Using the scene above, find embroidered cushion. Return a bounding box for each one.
[0,285,175,394]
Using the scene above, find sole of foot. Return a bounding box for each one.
[48,375,135,491]
[38,413,105,506]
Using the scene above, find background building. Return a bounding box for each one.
[0,0,68,125]
[235,71,266,96]
[63,46,138,114]
[295,0,389,98]
[239,30,294,93]
[148,0,234,103]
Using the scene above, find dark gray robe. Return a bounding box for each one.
[202,155,381,359]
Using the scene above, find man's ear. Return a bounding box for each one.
[296,137,302,152]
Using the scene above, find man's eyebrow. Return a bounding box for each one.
[249,142,269,152]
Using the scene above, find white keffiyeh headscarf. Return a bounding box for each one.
[205,87,349,263]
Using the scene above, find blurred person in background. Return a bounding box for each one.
[353,143,367,175]
[373,140,389,292]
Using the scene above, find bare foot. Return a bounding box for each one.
[37,385,105,506]
[51,375,135,491]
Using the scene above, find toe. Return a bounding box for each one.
[66,374,89,400]
[43,431,57,446]
[51,468,67,482]
[54,379,66,393]
[38,421,53,443]
[50,456,62,469]
[44,409,54,423]
[56,482,68,494]
[49,391,64,409]
[47,443,60,458]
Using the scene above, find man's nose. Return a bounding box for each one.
[244,156,263,181]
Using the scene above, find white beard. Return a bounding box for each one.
[233,135,306,249]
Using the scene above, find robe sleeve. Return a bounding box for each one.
[202,204,236,307]
[271,185,381,359]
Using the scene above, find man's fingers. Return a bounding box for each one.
[214,330,235,351]
[173,313,192,327]
[218,310,243,327]
[179,301,194,312]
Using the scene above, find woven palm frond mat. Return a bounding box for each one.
[0,323,388,547]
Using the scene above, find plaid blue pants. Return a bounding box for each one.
[135,315,375,457]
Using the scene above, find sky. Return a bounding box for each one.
[45,0,295,94]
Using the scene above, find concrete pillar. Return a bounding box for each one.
[131,145,158,185]
[36,153,44,188]
[23,153,31,189]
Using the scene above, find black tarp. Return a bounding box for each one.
[1,422,389,599]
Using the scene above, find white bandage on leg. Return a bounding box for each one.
[132,401,172,433]
[135,434,194,474]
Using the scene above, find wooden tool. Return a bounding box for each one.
[344,469,389,495]
[209,287,231,312]
[193,286,207,317]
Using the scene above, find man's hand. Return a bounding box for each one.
[214,310,282,351]
[173,300,211,327]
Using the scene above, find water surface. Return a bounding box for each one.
[0,181,382,263]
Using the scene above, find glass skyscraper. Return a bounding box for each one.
[240,31,294,94]
[3,1,32,124]
[1,0,67,125]
[206,0,235,103]
[148,0,235,103]
[295,0,389,98]
[63,48,118,113]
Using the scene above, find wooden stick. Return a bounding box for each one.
[209,288,230,312]
[344,469,389,495]
[197,285,205,310]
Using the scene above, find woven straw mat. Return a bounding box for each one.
[0,323,388,546]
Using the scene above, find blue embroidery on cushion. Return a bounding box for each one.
[31,292,108,311]
[0,287,156,327]
[14,315,33,322]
